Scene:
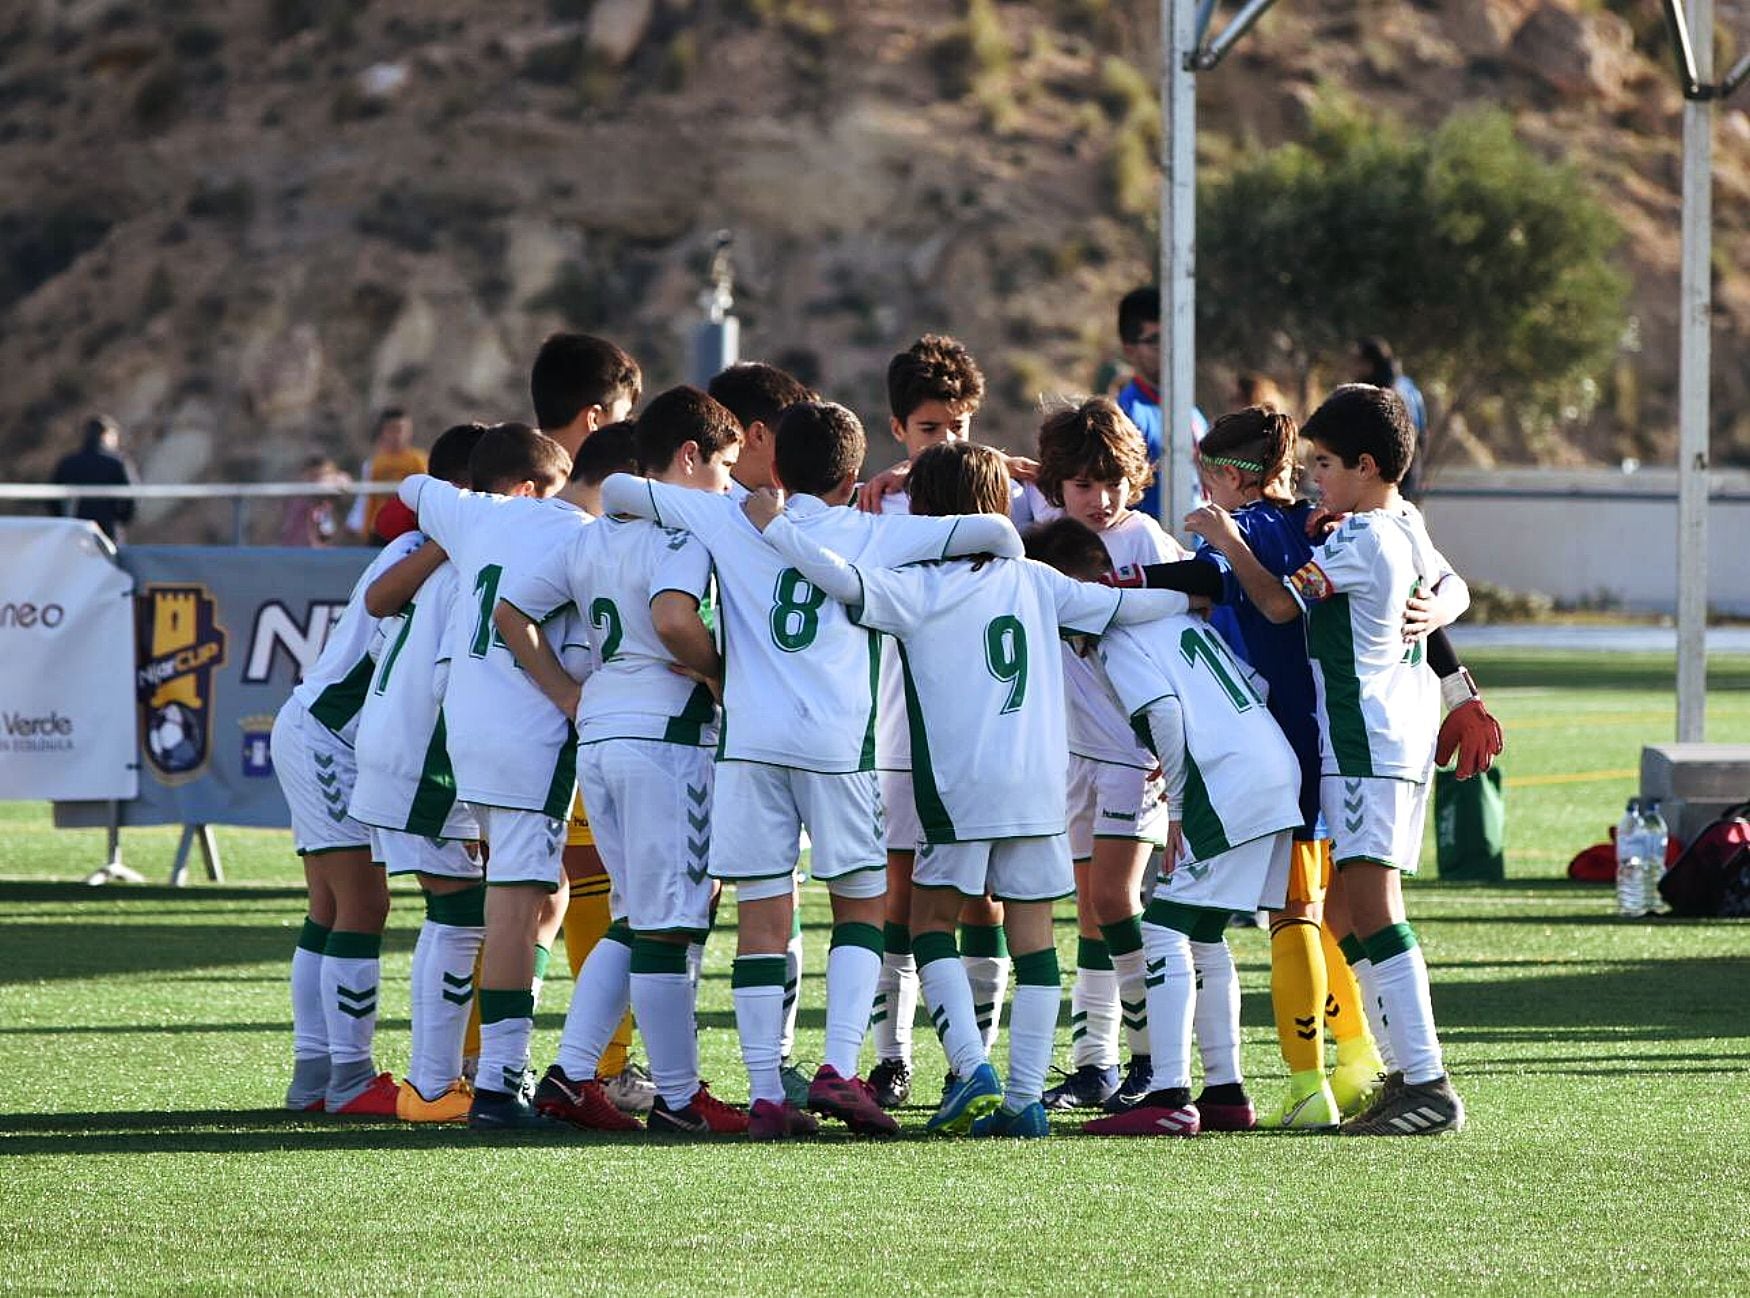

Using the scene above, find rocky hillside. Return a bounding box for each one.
[2,0,1747,537]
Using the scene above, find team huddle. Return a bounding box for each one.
[271,322,1504,1140]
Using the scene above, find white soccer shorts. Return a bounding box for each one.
[1321,775,1431,876]
[271,704,370,856]
[578,739,715,934]
[471,803,566,891]
[913,834,1075,903]
[880,769,923,855]
[371,827,483,881]
[710,761,886,892]
[1156,828,1293,915]
[1067,754,1171,860]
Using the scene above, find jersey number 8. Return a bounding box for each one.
[769,568,826,653]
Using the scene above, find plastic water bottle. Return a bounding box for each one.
[1616,797,1647,917]
[1641,800,1670,915]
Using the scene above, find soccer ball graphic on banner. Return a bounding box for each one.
[146,701,202,772]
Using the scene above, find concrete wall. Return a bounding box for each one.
[1421,468,1750,616]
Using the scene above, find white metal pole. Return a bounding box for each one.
[1160,0,1199,535]
[1676,0,1713,741]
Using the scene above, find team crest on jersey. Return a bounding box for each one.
[1287,561,1333,605]
[135,584,229,782]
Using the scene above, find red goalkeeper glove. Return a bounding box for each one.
[1435,669,1504,780]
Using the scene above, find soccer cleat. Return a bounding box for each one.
[1343,1069,1405,1126]
[868,1057,913,1109]
[1101,1055,1154,1113]
[1082,1089,1200,1137]
[1041,1063,1119,1111]
[1340,1075,1465,1136]
[807,1065,900,1137]
[467,1087,561,1131]
[970,1101,1051,1138]
[532,1065,643,1132]
[927,1062,1003,1134]
[779,1058,813,1108]
[1331,1056,1389,1117]
[603,1060,657,1115]
[747,1098,820,1141]
[647,1083,749,1135]
[288,1097,325,1114]
[331,1071,401,1117]
[396,1077,473,1123]
[1193,1085,1257,1132]
[1264,1078,1341,1131]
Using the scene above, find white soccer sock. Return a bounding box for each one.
[686,940,705,990]
[781,918,804,1060]
[1141,922,1197,1091]
[1004,949,1061,1110]
[630,939,699,1109]
[290,921,329,1063]
[732,954,788,1106]
[320,931,381,1071]
[963,954,1011,1055]
[553,926,632,1080]
[1190,938,1242,1087]
[1071,943,1120,1069]
[1112,948,1150,1060]
[871,949,917,1064]
[823,925,883,1078]
[477,1003,533,1097]
[916,934,987,1078]
[1350,956,1399,1072]
[409,913,483,1100]
[1366,926,1444,1084]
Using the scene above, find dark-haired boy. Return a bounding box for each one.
[496,387,747,1134]
[600,402,1023,1138]
[531,333,643,456]
[1187,383,1469,1135]
[397,423,591,1129]
[1115,286,1207,520]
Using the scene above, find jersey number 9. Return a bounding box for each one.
[984,614,1028,714]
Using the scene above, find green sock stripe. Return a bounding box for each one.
[1100,914,1145,957]
[831,922,884,956]
[1143,897,1208,937]
[1012,948,1060,986]
[913,930,960,969]
[297,918,332,955]
[477,988,534,1025]
[883,922,912,956]
[1339,933,1369,966]
[1191,911,1232,944]
[790,908,803,939]
[1363,922,1419,964]
[604,920,634,948]
[958,922,1008,958]
[1075,936,1113,971]
[731,955,788,988]
[532,944,552,980]
[324,930,381,959]
[424,886,485,928]
[630,937,690,975]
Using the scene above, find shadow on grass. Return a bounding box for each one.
[0,922,417,985]
[1460,649,1750,692]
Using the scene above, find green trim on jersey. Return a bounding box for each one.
[307,655,375,735]
[404,709,459,837]
[539,721,580,822]
[1307,593,1375,777]
[1180,751,1233,861]
[857,630,880,772]
[661,682,717,746]
[897,643,956,843]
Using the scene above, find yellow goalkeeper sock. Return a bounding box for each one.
[1321,921,1372,1052]
[1269,915,1325,1074]
[564,875,634,1077]
[462,949,483,1064]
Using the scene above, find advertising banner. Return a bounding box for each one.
[0,519,137,801]
[56,545,374,829]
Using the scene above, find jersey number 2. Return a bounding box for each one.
[984,614,1028,714]
[590,597,624,663]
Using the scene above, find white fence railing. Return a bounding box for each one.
[0,481,401,545]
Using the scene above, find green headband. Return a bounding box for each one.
[1201,453,1265,473]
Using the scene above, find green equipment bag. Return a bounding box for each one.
[1434,766,1505,881]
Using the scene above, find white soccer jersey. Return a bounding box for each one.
[399,474,590,816]
[499,512,718,748]
[349,556,478,840]
[290,531,425,744]
[1285,504,1455,782]
[1097,616,1303,860]
[599,475,1024,773]
[1065,509,1186,767]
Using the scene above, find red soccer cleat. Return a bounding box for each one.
[532,1065,643,1132]
[747,1098,820,1141]
[1081,1092,1200,1137]
[807,1065,900,1136]
[332,1071,401,1117]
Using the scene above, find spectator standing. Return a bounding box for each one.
[278,454,351,547]
[1114,287,1208,519]
[51,414,137,544]
[345,408,426,543]
[1354,337,1429,498]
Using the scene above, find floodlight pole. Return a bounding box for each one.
[1160,0,1200,534]
[1675,0,1713,741]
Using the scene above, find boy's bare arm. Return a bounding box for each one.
[491,601,580,718]
[364,539,446,617]
[651,591,721,685]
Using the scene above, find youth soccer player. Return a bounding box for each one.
[346,422,488,1122]
[497,386,749,1135]
[396,423,586,1130]
[745,443,1191,1136]
[1188,383,1470,1135]
[600,402,1023,1139]
[1033,398,1184,1115]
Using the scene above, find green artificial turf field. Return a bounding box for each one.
[2,650,1747,1295]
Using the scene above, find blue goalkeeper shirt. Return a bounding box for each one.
[1193,498,1324,839]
